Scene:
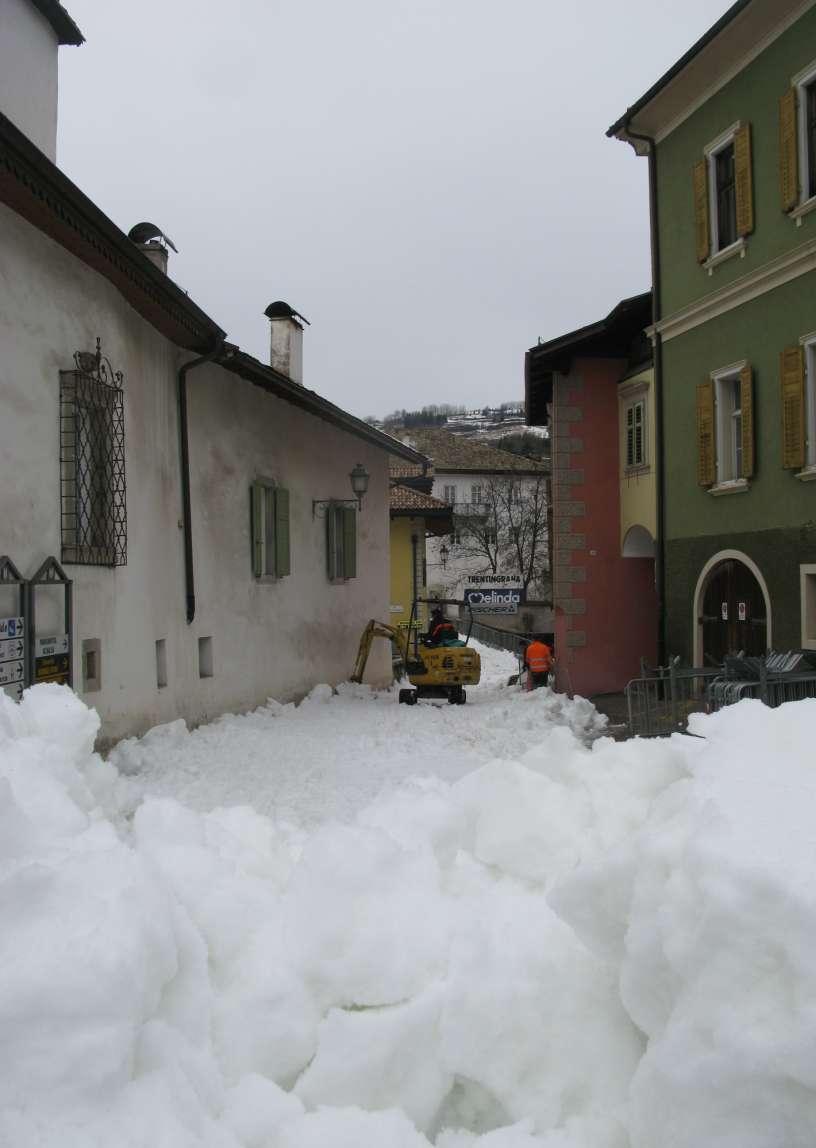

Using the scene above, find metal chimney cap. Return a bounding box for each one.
[127,221,178,252]
[264,300,310,326]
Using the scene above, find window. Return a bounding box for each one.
[155,639,168,689]
[782,339,816,472]
[716,374,743,482]
[694,122,753,264]
[82,638,101,693]
[198,637,213,678]
[443,484,456,504]
[783,64,816,213]
[806,342,816,469]
[625,400,646,468]
[697,365,754,488]
[60,353,127,567]
[713,142,737,250]
[471,484,482,505]
[250,482,290,578]
[327,504,357,581]
[802,565,816,649]
[807,80,816,200]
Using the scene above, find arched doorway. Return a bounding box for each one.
[698,555,768,664]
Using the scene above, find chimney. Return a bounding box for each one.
[264,301,310,385]
[127,223,178,276]
[138,241,169,274]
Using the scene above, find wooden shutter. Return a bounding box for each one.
[780,346,805,469]
[634,402,644,465]
[739,365,754,478]
[274,487,290,577]
[326,507,337,579]
[250,482,264,576]
[625,405,634,467]
[693,158,710,263]
[342,506,357,579]
[697,380,716,486]
[779,88,799,212]
[734,123,754,236]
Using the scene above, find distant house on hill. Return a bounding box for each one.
[0,0,424,743]
[394,428,552,636]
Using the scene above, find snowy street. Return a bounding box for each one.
[2,645,816,1147]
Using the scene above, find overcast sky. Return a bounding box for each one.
[58,1,732,419]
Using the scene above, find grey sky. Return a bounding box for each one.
[58,1,732,418]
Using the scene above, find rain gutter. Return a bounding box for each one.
[623,122,667,665]
[178,342,225,624]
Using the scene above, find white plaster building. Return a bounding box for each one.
[394,429,552,635]
[0,0,423,743]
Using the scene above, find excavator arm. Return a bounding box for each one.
[351,620,410,683]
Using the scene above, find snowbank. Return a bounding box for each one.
[2,679,816,1146]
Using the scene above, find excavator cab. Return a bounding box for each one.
[351,597,481,705]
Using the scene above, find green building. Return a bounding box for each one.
[609,0,816,665]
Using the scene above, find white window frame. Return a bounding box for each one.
[470,484,482,505]
[712,362,747,488]
[703,121,746,267]
[624,398,647,469]
[801,564,816,649]
[793,60,816,211]
[251,479,290,580]
[443,484,456,505]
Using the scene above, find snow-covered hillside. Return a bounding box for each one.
[2,648,816,1147]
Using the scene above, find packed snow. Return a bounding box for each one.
[2,641,816,1147]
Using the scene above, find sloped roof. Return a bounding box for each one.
[389,484,450,513]
[396,428,548,475]
[31,0,84,45]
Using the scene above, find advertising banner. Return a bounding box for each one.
[464,574,525,615]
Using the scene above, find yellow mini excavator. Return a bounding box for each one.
[351,598,481,705]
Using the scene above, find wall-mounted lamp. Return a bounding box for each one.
[439,541,450,569]
[312,463,371,518]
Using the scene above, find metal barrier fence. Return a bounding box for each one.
[467,619,533,655]
[626,659,720,737]
[626,652,816,737]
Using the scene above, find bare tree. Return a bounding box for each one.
[447,475,550,600]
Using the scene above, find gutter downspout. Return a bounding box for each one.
[625,122,666,665]
[178,342,224,624]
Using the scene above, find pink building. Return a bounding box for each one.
[525,294,658,699]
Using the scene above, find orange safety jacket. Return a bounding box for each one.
[525,640,552,673]
[431,620,457,642]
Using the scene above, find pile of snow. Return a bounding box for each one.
[2,680,816,1147]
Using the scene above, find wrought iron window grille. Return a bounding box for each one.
[60,338,127,567]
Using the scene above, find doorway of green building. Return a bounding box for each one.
[700,557,768,664]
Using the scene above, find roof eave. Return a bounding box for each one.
[0,111,225,351]
[31,0,84,44]
[606,0,752,141]
[219,352,427,463]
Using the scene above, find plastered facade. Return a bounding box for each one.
[0,201,392,744]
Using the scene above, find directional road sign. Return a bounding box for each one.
[34,635,69,657]
[0,660,24,686]
[0,637,25,664]
[0,617,24,639]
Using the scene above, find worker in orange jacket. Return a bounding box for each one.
[521,637,553,690]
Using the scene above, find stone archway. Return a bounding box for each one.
[622,525,655,558]
[693,550,771,665]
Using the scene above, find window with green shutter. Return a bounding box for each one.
[326,502,357,580]
[250,481,291,578]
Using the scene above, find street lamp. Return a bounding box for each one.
[439,541,450,569]
[312,462,371,517]
[349,463,370,508]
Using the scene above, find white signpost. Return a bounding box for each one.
[0,616,25,702]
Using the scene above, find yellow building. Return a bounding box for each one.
[618,365,657,557]
[389,484,453,633]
